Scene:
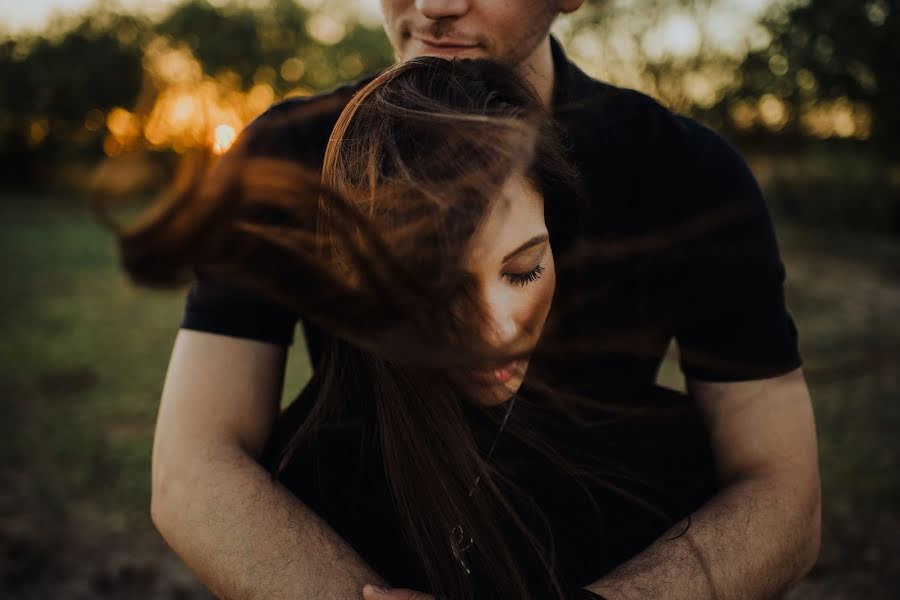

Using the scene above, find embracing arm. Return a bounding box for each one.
[584,368,821,600]
[151,329,390,600]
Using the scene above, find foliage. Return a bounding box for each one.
[567,0,898,147]
[0,0,393,185]
[722,0,898,145]
[749,143,900,236]
[563,0,783,123]
[0,0,897,235]
[0,11,147,183]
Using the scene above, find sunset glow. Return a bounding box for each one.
[102,37,284,156]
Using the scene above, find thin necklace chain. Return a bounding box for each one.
[450,393,518,575]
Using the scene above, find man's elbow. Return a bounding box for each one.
[759,467,822,583]
[150,463,184,542]
[798,484,822,577]
[149,436,258,542]
[149,439,207,543]
[784,471,822,583]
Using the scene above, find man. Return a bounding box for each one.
[152,2,821,599]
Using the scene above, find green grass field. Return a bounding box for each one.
[0,194,315,518]
[1,193,898,597]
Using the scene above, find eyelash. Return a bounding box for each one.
[504,264,545,287]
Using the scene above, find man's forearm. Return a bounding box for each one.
[152,442,388,600]
[584,474,821,600]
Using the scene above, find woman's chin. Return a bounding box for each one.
[479,386,519,406]
[459,359,528,406]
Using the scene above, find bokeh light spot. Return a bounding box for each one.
[280,57,306,82]
[758,94,789,130]
[307,13,346,46]
[212,124,237,155]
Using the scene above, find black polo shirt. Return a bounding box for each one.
[180,36,802,594]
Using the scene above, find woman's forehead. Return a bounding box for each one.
[465,176,547,265]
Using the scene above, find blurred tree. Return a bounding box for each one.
[0,11,148,184]
[730,0,898,146]
[716,0,900,235]
[156,0,275,88]
[0,0,394,187]
[568,0,898,146]
[155,0,392,94]
[561,0,762,132]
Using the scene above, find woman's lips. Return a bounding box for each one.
[471,361,519,385]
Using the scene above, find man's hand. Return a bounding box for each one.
[363,584,435,600]
[586,367,821,600]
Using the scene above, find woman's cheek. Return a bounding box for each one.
[525,257,556,339]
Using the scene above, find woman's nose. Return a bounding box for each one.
[415,0,470,20]
[482,304,519,351]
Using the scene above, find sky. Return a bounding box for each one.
[0,0,384,33]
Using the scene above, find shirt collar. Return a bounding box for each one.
[550,35,583,110]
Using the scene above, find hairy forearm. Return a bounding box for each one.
[152,442,387,600]
[584,475,820,600]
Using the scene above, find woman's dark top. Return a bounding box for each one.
[259,373,718,596]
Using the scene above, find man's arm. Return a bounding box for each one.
[584,368,821,600]
[152,329,390,600]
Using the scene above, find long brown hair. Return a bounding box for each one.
[95,58,676,600]
[295,58,590,600]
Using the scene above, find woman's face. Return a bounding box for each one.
[461,175,555,406]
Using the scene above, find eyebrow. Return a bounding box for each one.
[502,233,549,263]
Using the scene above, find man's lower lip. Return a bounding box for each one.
[416,40,479,53]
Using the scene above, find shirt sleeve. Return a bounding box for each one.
[174,86,354,349]
[671,118,802,382]
[180,275,299,347]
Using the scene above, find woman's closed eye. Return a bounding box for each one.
[504,263,545,287]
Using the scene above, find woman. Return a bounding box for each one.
[101,58,715,600]
[259,58,594,600]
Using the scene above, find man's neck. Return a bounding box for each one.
[520,36,556,108]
